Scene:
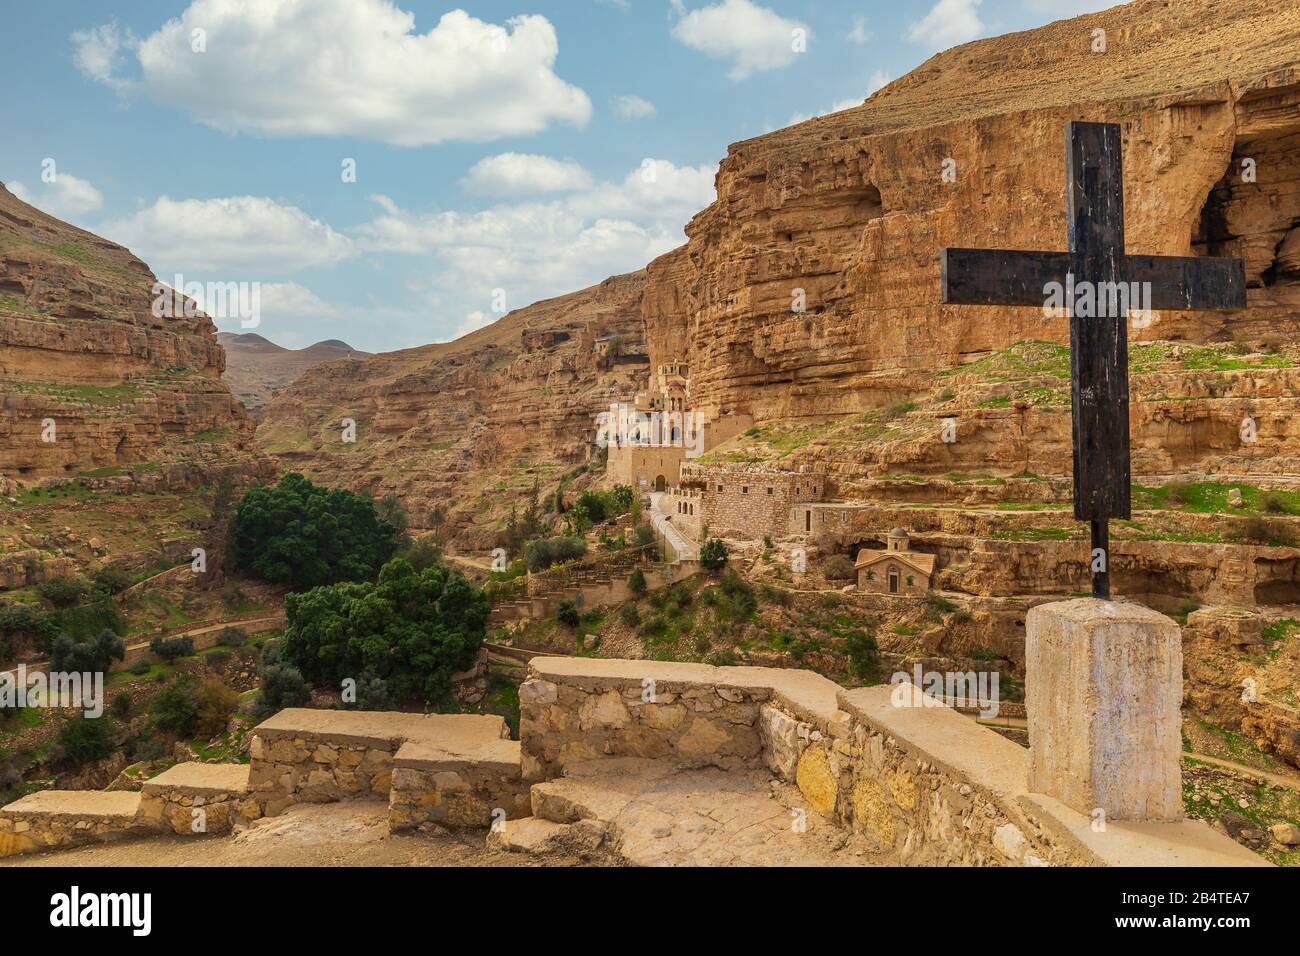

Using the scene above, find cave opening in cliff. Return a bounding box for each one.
[1192,127,1300,327]
[1254,558,1300,605]
[854,182,884,223]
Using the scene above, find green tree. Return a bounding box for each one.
[279,558,489,707]
[233,473,399,589]
[627,568,647,596]
[700,538,729,573]
[150,676,200,737]
[845,628,881,681]
[48,629,125,674]
[556,600,580,629]
[58,716,115,769]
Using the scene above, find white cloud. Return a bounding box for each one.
[461,154,594,197]
[75,0,591,146]
[788,71,889,125]
[101,196,354,275]
[671,0,810,80]
[613,94,657,120]
[354,158,715,340]
[257,282,343,321]
[70,22,136,92]
[8,173,105,219]
[908,0,985,51]
[848,17,871,44]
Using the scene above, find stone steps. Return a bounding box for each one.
[0,790,149,857]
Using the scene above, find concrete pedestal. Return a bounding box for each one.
[1025,598,1183,822]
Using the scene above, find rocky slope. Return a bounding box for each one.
[0,182,255,484]
[218,333,370,415]
[261,0,1300,543]
[255,272,648,543]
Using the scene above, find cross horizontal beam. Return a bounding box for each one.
[941,248,1247,312]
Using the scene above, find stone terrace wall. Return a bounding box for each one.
[520,658,1266,867]
[248,710,511,815]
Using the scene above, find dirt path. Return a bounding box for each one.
[0,803,603,868]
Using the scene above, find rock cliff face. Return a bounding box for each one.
[0,183,254,483]
[647,0,1300,430]
[261,0,1300,540]
[255,272,648,543]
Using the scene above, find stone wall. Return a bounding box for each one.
[0,792,150,857]
[681,464,825,540]
[389,743,530,831]
[138,763,257,836]
[246,709,520,826]
[519,659,771,781]
[519,657,1266,867]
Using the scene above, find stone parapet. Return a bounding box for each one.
[0,791,151,857]
[520,656,1268,867]
[139,762,256,836]
[389,738,530,830]
[247,709,514,819]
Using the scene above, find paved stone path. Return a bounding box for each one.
[532,758,890,866]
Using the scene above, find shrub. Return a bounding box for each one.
[823,555,856,581]
[280,558,489,707]
[253,661,311,720]
[150,677,200,737]
[129,658,152,676]
[400,535,443,571]
[1261,492,1290,515]
[556,600,581,629]
[524,536,588,573]
[233,473,399,589]
[700,538,729,572]
[845,628,881,680]
[1164,480,1193,507]
[632,522,656,549]
[195,679,239,738]
[1233,516,1298,547]
[90,565,133,597]
[619,604,640,627]
[217,626,246,647]
[627,569,647,596]
[344,671,393,711]
[111,692,132,719]
[128,735,165,763]
[149,634,195,663]
[0,605,58,658]
[37,575,89,608]
[58,716,115,769]
[48,629,125,674]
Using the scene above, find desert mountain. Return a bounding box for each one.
[258,0,1299,547]
[217,332,370,414]
[0,181,254,486]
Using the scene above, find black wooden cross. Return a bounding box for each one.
[941,121,1245,599]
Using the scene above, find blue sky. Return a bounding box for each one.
[0,0,1116,352]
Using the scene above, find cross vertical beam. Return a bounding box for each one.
[940,121,1246,601]
[1066,122,1129,598]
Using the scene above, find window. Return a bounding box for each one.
[717,484,724,492]
[766,487,773,495]
[741,486,748,495]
